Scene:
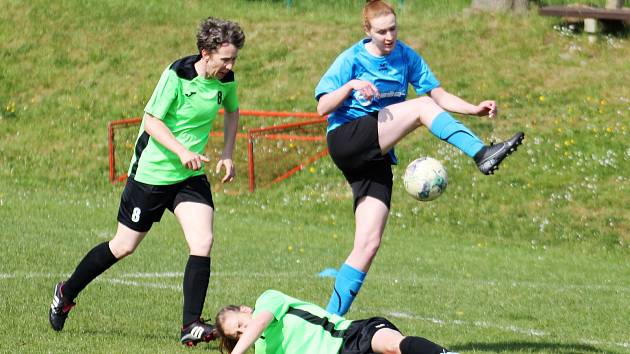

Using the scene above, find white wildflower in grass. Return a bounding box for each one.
[539,218,550,233]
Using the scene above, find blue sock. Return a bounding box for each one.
[326,263,366,316]
[429,111,484,158]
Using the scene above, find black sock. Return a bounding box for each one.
[182,255,211,326]
[400,336,448,354]
[63,242,119,302]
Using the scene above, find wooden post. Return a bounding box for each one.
[606,0,624,9]
[584,18,598,43]
[584,0,624,43]
[247,132,256,192]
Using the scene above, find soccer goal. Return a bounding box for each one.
[107,110,328,192]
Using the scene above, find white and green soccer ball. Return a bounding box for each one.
[403,157,448,201]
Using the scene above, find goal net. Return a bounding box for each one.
[108,110,328,193]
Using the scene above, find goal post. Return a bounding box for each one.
[107,110,328,192]
[107,117,141,183]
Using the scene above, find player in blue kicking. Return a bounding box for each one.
[315,0,524,316]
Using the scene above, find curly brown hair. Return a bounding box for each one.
[196,17,245,54]
[214,305,242,354]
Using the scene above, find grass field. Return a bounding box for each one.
[1,0,629,353]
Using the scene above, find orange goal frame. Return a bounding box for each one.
[107,110,328,192]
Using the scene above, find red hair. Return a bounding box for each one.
[363,0,396,30]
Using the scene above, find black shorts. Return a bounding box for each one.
[117,175,214,232]
[327,113,393,212]
[341,317,400,354]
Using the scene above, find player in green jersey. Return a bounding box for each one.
[48,17,245,346]
[215,290,458,354]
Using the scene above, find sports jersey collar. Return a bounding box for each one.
[171,54,201,80]
[170,54,235,83]
[360,38,399,59]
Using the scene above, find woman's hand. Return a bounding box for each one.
[349,79,380,102]
[317,79,379,116]
[474,100,498,118]
[178,150,210,170]
[216,158,235,183]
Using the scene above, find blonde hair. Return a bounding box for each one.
[363,0,396,30]
[215,305,242,354]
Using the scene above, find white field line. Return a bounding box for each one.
[2,271,628,349]
[387,311,630,349]
[370,275,630,292]
[105,278,180,291]
[388,311,547,336]
[3,271,628,292]
[0,271,295,280]
[118,272,182,278]
[114,272,295,279]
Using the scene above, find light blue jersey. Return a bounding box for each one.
[315,38,440,134]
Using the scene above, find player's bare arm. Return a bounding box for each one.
[230,311,274,354]
[427,87,497,118]
[143,113,209,170]
[216,109,239,183]
[317,80,379,116]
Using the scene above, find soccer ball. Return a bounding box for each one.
[403,157,448,201]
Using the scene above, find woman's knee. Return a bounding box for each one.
[109,227,145,258]
[382,344,401,354]
[109,241,137,259]
[187,234,214,256]
[410,96,442,126]
[353,235,382,258]
[372,328,404,354]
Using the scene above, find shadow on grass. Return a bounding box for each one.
[553,21,629,37]
[73,327,221,351]
[452,341,621,354]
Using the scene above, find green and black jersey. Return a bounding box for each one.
[128,54,239,185]
[254,290,354,354]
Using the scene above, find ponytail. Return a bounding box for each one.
[363,0,396,30]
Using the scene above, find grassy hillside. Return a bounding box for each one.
[1,1,628,353]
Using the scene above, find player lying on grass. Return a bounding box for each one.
[214,289,459,354]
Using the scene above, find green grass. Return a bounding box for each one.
[1,0,629,353]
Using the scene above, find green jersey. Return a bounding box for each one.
[254,290,354,354]
[128,54,239,185]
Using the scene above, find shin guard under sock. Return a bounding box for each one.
[182,255,211,326]
[63,242,119,302]
[325,263,366,316]
[429,111,484,158]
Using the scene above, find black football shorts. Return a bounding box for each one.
[117,175,214,232]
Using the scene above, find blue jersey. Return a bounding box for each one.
[315,38,440,134]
